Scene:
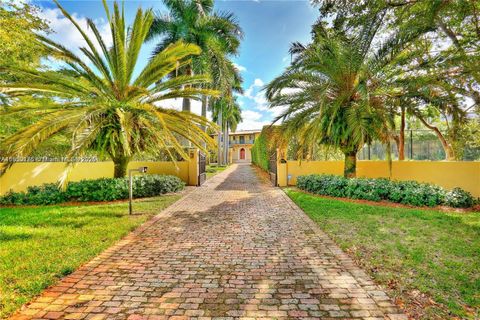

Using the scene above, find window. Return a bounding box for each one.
[239,135,245,144]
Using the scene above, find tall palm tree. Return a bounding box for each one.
[0,0,217,180]
[211,96,242,164]
[208,59,243,164]
[146,0,243,115]
[266,19,420,178]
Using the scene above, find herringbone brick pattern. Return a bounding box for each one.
[12,164,406,320]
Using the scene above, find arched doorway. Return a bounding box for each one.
[240,148,246,160]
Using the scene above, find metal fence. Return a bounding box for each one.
[358,129,480,161]
[287,130,480,161]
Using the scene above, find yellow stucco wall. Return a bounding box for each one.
[284,160,480,197]
[277,163,288,187]
[0,161,190,195]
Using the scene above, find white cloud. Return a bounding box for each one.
[240,77,295,125]
[243,78,266,103]
[237,110,270,131]
[242,110,262,121]
[39,7,112,62]
[233,63,247,72]
[253,78,264,87]
[243,78,269,110]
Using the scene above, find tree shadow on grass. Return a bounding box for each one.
[0,231,33,242]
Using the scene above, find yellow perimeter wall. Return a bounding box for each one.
[282,160,480,198]
[0,161,193,195]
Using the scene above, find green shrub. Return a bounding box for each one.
[66,178,128,202]
[296,174,474,208]
[445,187,475,208]
[27,184,68,205]
[132,174,184,198]
[0,175,184,206]
[345,178,383,201]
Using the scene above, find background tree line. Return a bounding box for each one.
[267,0,480,177]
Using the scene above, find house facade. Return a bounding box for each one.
[212,129,261,163]
[229,130,261,163]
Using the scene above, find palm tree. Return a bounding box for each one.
[146,0,243,115]
[209,59,243,165]
[0,0,217,180]
[266,20,419,178]
[211,96,242,164]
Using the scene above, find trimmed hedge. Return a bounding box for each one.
[0,175,185,206]
[251,132,269,171]
[296,174,475,208]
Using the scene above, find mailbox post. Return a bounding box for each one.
[129,166,148,215]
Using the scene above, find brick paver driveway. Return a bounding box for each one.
[13,163,406,320]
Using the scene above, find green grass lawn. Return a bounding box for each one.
[286,189,480,320]
[0,195,180,318]
[206,164,229,179]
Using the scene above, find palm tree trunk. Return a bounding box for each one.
[113,156,130,178]
[217,109,223,165]
[182,65,193,112]
[182,97,191,112]
[201,96,208,129]
[343,151,357,178]
[224,123,229,164]
[398,106,406,160]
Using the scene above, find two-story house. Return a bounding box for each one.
[213,129,261,163]
[229,130,261,163]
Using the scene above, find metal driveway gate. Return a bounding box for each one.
[198,152,206,186]
[268,151,277,186]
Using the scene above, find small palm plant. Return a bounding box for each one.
[0,0,218,179]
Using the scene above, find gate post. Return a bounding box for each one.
[188,148,199,186]
[277,148,288,187]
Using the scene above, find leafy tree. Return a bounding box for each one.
[0,1,49,68]
[455,119,480,160]
[266,17,420,177]
[146,0,243,115]
[0,1,50,106]
[0,0,217,180]
[315,0,480,160]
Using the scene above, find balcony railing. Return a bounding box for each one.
[230,140,255,145]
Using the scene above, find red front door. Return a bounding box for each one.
[240,148,246,160]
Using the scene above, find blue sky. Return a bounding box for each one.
[34,0,318,130]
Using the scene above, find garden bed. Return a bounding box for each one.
[296,174,476,208]
[0,174,185,206]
